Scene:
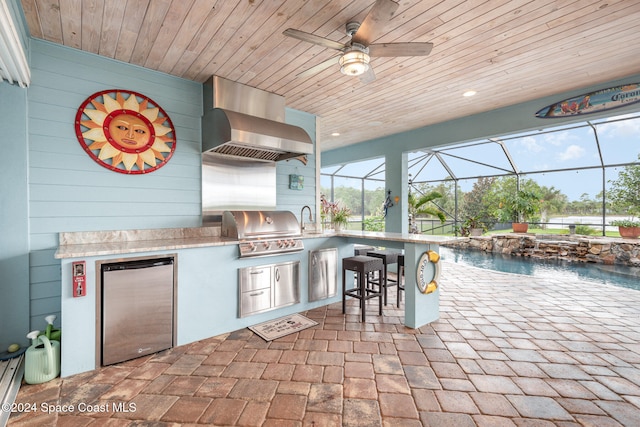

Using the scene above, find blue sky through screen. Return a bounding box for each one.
[323,113,640,202]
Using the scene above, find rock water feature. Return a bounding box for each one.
[442,234,640,267]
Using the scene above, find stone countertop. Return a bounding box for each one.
[335,230,463,245]
[55,227,336,259]
[54,227,462,259]
[54,236,234,259]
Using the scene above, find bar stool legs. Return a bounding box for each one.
[366,249,400,306]
[342,255,384,322]
[397,254,405,307]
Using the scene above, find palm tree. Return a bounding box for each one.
[408,190,446,233]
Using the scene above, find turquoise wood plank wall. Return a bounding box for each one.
[24,39,317,334]
[26,39,202,332]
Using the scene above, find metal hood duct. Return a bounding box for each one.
[202,76,313,162]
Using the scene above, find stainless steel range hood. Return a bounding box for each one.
[202,76,312,162]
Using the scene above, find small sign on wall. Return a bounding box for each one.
[72,261,87,297]
[535,82,640,118]
[289,174,304,190]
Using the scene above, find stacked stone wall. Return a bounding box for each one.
[442,234,640,267]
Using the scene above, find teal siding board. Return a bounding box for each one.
[29,264,60,285]
[29,184,199,203]
[30,281,61,300]
[30,201,202,219]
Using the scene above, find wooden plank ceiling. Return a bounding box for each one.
[20,0,640,151]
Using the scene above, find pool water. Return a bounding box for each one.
[439,246,640,292]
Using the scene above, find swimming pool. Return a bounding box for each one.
[439,246,640,292]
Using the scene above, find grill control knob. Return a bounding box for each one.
[248,242,256,251]
[277,240,284,248]
[263,241,271,250]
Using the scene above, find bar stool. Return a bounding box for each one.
[397,254,405,307]
[342,255,384,322]
[354,244,376,256]
[366,249,400,306]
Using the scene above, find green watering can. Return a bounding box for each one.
[24,330,60,384]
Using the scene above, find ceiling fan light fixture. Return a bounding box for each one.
[339,46,370,76]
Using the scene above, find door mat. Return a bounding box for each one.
[249,313,318,341]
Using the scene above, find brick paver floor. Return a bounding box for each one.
[7,260,640,426]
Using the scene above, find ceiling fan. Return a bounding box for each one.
[283,0,433,83]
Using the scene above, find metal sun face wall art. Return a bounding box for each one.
[75,90,176,174]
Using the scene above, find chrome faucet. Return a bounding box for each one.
[300,205,313,233]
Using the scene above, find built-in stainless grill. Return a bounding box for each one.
[222,210,304,258]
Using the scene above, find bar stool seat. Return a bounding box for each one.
[366,249,400,306]
[397,254,405,307]
[342,255,384,321]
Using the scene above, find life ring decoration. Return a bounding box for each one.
[416,250,441,294]
[75,90,176,174]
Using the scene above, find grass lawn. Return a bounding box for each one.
[487,227,621,238]
[350,218,623,238]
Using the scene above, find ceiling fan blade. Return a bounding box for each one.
[359,66,376,84]
[296,55,340,79]
[283,28,346,51]
[351,0,400,46]
[368,42,433,57]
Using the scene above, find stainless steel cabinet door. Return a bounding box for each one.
[273,261,300,308]
[308,248,337,302]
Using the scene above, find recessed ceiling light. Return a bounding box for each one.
[331,132,340,137]
[463,90,477,97]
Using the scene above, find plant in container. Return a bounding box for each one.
[498,189,541,233]
[610,219,640,238]
[331,205,351,231]
[460,215,486,236]
[320,195,350,231]
[320,194,331,230]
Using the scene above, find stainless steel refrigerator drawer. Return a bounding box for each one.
[239,265,272,292]
[240,287,272,316]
